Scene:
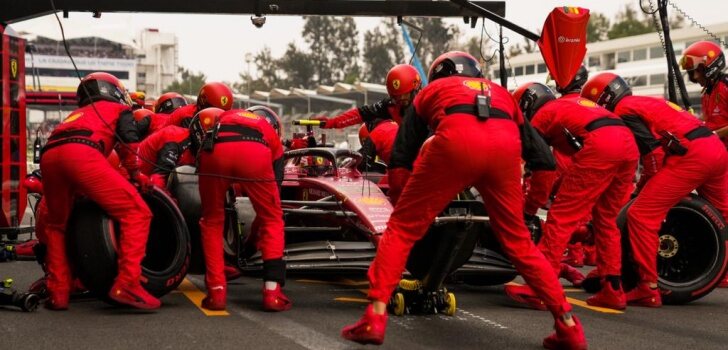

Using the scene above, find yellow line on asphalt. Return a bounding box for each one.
[297,279,369,287]
[335,297,370,303]
[177,278,230,316]
[566,297,624,314]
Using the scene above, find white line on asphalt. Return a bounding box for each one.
[458,309,510,330]
[234,308,352,350]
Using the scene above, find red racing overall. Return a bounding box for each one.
[196,110,285,291]
[702,76,728,148]
[528,97,639,279]
[368,76,572,317]
[618,96,728,287]
[40,100,153,306]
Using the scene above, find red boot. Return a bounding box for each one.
[341,304,388,345]
[224,265,242,281]
[543,315,588,350]
[202,285,226,311]
[45,290,69,311]
[625,283,661,308]
[108,280,161,310]
[560,263,585,287]
[562,243,584,268]
[263,284,292,312]
[13,239,39,258]
[504,284,547,311]
[586,279,626,310]
[29,276,48,297]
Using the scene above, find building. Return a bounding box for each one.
[24,34,137,93]
[134,28,179,98]
[493,22,728,116]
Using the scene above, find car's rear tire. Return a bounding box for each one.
[584,194,728,304]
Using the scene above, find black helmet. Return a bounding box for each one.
[512,82,556,120]
[76,72,132,107]
[556,65,589,94]
[428,51,483,82]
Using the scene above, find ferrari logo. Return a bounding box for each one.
[462,80,489,91]
[315,157,324,165]
[10,58,18,79]
[392,79,401,90]
[666,101,684,112]
[63,112,84,124]
[220,96,229,107]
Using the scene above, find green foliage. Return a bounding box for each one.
[362,18,405,83]
[607,4,653,40]
[587,12,611,43]
[163,67,206,95]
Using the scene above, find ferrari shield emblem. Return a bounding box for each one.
[392,79,401,90]
[10,58,18,79]
[220,96,229,107]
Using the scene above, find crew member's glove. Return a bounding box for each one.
[119,143,141,174]
[289,138,309,150]
[387,167,411,206]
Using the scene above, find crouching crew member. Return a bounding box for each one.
[40,72,159,310]
[341,52,587,350]
[582,72,728,307]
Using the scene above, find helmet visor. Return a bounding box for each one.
[680,54,707,71]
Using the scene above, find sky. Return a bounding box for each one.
[8,0,728,83]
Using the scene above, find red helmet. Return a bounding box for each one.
[155,92,188,114]
[197,82,234,111]
[133,109,154,135]
[76,72,132,107]
[681,41,726,81]
[189,107,224,154]
[428,51,483,82]
[580,72,632,111]
[386,64,422,105]
[358,124,370,144]
[129,91,146,108]
[247,105,282,137]
[512,82,556,120]
[23,170,43,194]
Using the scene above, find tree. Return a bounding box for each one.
[409,18,460,67]
[607,4,652,40]
[587,12,611,43]
[362,19,405,83]
[164,66,206,95]
[278,42,315,88]
[303,16,360,85]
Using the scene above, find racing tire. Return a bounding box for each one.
[67,187,190,299]
[591,194,728,304]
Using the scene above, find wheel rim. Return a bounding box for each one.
[393,293,405,316]
[657,206,721,288]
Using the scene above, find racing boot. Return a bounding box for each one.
[28,276,48,298]
[341,304,388,345]
[108,280,161,310]
[543,314,588,350]
[562,243,584,268]
[625,283,662,308]
[262,283,292,312]
[202,285,226,311]
[13,239,39,259]
[718,271,728,288]
[45,290,69,311]
[504,284,547,311]
[586,276,626,310]
[224,264,242,281]
[560,263,585,287]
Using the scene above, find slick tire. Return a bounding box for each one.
[607,194,728,304]
[67,188,191,299]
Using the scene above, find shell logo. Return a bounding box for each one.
[577,99,597,108]
[63,112,84,124]
[237,111,260,120]
[202,116,214,128]
[590,87,599,96]
[463,80,489,91]
[392,79,401,90]
[360,196,386,205]
[220,96,229,107]
[666,101,684,112]
[708,50,716,58]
